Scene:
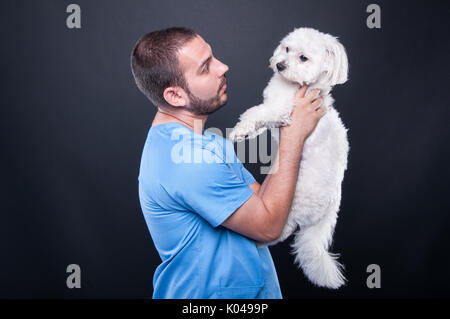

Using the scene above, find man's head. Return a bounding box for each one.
[131,27,229,116]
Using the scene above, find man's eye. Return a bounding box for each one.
[300,55,308,62]
[202,65,209,73]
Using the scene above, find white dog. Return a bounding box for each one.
[229,27,349,289]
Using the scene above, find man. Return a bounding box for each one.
[131,27,325,299]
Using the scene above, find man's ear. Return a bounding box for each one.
[163,86,187,107]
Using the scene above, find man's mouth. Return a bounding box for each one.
[219,78,227,92]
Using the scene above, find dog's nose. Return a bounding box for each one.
[276,62,286,72]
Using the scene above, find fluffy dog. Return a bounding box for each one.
[229,27,349,289]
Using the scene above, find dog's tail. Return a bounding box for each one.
[291,211,346,289]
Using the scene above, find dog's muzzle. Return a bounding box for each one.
[276,62,286,72]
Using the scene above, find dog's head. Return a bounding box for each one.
[270,27,348,88]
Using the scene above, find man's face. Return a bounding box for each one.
[177,35,229,115]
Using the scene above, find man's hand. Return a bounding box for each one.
[281,85,326,141]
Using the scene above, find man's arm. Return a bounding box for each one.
[222,86,325,242]
[248,182,261,195]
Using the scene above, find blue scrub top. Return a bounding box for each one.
[138,122,282,299]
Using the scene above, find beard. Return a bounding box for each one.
[183,78,227,116]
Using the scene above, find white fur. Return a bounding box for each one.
[229,28,350,289]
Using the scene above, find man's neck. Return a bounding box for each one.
[152,108,208,135]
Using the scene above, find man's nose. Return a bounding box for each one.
[217,59,229,75]
[276,62,286,72]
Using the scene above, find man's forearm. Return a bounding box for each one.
[258,129,305,238]
[258,170,272,198]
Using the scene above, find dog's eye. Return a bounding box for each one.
[286,47,289,53]
[300,55,308,62]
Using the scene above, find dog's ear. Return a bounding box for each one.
[324,38,348,85]
[269,43,283,68]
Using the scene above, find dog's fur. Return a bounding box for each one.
[229,28,349,289]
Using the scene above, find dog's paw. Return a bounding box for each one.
[280,115,292,126]
[229,121,256,142]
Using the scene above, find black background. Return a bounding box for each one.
[1,0,449,299]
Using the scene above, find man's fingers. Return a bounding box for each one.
[296,85,309,99]
[315,105,327,117]
[312,97,323,108]
[306,88,321,101]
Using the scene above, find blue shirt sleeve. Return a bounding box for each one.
[239,161,257,186]
[164,148,255,228]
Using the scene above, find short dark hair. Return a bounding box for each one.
[130,27,197,109]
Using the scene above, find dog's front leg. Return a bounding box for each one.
[229,104,269,142]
